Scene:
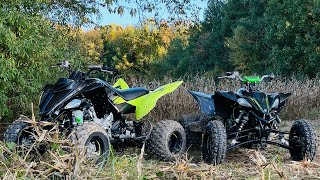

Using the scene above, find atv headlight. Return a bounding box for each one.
[64,99,81,109]
[237,98,252,108]
[271,98,280,109]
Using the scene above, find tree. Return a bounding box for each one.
[150,37,189,78]
[226,0,268,74]
[0,0,203,121]
[162,0,320,77]
[264,0,320,77]
[79,29,104,64]
[1,0,104,26]
[100,21,177,74]
[105,0,205,25]
[0,10,85,121]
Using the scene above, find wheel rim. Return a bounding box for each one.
[18,129,34,147]
[16,128,46,159]
[168,131,183,154]
[86,136,104,158]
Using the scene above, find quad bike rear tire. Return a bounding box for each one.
[147,120,186,161]
[72,121,110,163]
[289,119,317,161]
[180,115,203,149]
[202,120,227,165]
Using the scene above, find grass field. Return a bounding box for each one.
[0,120,319,179]
[1,76,320,179]
[126,76,320,122]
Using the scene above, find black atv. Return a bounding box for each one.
[181,72,317,164]
[5,61,186,161]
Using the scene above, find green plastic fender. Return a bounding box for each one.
[113,78,129,89]
[112,78,129,104]
[127,81,183,120]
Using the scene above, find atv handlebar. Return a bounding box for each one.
[218,72,274,83]
[87,65,118,74]
[260,74,275,82]
[56,60,71,69]
[218,72,242,80]
[218,72,243,81]
[55,61,118,80]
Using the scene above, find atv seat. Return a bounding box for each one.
[113,87,149,101]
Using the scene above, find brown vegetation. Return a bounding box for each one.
[122,75,320,121]
[0,120,319,179]
[1,77,320,179]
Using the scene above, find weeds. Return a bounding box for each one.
[1,130,319,179]
[1,77,320,179]
[122,76,320,121]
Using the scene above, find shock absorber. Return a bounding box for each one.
[231,112,249,145]
[235,111,245,124]
[238,113,249,131]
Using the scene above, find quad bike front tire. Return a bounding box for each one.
[147,120,186,161]
[4,118,48,159]
[289,119,317,161]
[180,115,203,149]
[4,118,31,145]
[72,121,110,163]
[202,120,227,165]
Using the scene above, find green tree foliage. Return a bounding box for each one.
[152,0,232,78]
[188,0,231,75]
[100,22,176,74]
[0,12,85,121]
[226,0,268,73]
[150,37,189,78]
[159,0,320,78]
[1,0,104,26]
[264,0,320,77]
[0,0,198,121]
[0,1,90,121]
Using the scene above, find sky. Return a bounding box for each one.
[94,0,208,27]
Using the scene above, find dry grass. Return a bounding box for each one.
[1,121,319,180]
[1,76,320,179]
[121,75,320,121]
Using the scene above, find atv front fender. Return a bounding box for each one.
[188,91,215,117]
[128,81,183,120]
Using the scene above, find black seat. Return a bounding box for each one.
[113,87,149,101]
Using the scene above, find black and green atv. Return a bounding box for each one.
[181,72,317,165]
[5,61,186,162]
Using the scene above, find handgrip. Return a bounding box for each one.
[56,60,70,68]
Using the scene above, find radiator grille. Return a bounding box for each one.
[40,91,70,115]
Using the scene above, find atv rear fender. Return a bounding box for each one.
[112,79,183,120]
[127,81,183,120]
[188,91,215,117]
[113,78,129,90]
